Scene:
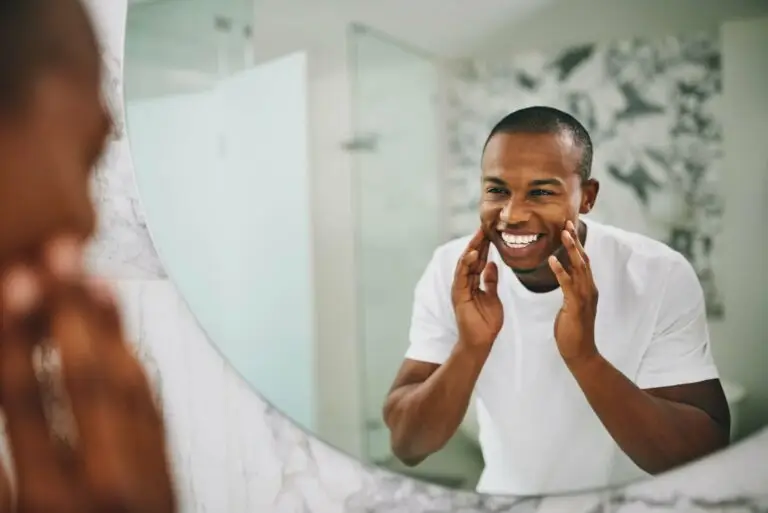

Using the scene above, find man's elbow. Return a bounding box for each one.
[389,430,433,467]
[383,400,434,467]
[394,449,427,468]
[643,427,731,475]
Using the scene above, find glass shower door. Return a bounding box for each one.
[348,25,442,463]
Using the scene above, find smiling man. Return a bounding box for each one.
[0,1,176,511]
[383,106,730,495]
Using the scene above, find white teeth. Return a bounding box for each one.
[501,233,539,247]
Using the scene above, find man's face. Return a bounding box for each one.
[0,2,112,263]
[479,131,599,274]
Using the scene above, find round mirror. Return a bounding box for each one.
[124,0,768,497]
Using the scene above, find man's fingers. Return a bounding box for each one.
[477,236,490,267]
[83,277,165,435]
[566,220,596,287]
[454,229,483,283]
[561,229,587,278]
[0,236,174,511]
[481,261,499,299]
[565,221,591,267]
[43,237,83,282]
[453,249,479,300]
[49,283,139,502]
[78,282,172,510]
[52,276,171,509]
[548,255,575,298]
[469,238,491,291]
[466,227,485,251]
[475,237,491,271]
[0,267,69,491]
[454,228,491,294]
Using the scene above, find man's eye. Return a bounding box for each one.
[487,187,507,195]
[530,189,554,197]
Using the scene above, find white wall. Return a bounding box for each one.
[468,0,768,57]
[307,34,366,458]
[127,52,316,431]
[349,27,443,462]
[125,0,367,456]
[717,17,768,437]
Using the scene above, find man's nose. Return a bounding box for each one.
[499,197,531,226]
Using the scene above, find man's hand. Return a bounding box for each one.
[548,220,599,365]
[452,228,503,349]
[0,238,176,513]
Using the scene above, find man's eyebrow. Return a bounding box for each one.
[529,178,564,187]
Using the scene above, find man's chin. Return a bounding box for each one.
[509,265,541,274]
[501,246,559,275]
[499,254,550,274]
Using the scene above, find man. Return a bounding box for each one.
[383,106,730,495]
[0,1,176,511]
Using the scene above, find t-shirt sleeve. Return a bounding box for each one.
[403,247,459,365]
[635,253,720,390]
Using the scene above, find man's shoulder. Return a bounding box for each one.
[589,219,687,270]
[418,235,476,284]
[590,220,702,306]
[435,234,474,257]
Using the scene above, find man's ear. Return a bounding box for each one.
[580,178,599,214]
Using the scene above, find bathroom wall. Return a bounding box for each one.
[306,32,366,458]
[467,0,768,58]
[717,16,768,439]
[126,51,315,431]
[124,0,255,99]
[125,0,319,432]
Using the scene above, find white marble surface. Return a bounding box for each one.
[85,0,166,280]
[79,1,768,512]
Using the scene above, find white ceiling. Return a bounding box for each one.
[124,0,768,95]
[128,0,768,61]
[124,0,553,98]
[126,0,551,59]
[251,0,548,58]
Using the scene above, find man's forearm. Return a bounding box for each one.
[567,352,729,474]
[384,343,489,465]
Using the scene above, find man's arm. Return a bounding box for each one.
[384,232,502,466]
[384,344,489,466]
[565,251,729,474]
[567,356,729,474]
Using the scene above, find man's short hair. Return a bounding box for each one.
[483,105,594,180]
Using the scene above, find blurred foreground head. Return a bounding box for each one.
[0,0,113,265]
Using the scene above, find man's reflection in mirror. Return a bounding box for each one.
[384,106,729,496]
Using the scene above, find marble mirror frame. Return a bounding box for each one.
[83,1,768,511]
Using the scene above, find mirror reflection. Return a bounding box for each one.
[124,0,768,496]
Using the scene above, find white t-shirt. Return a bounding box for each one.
[404,218,720,495]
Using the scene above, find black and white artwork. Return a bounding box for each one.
[444,31,724,318]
